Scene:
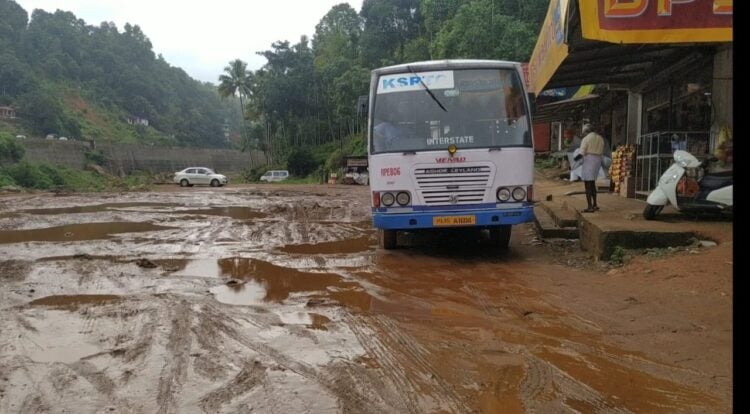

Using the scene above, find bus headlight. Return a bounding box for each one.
[396,192,411,206]
[496,187,511,202]
[512,187,527,201]
[381,192,395,207]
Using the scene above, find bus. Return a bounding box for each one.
[367,60,535,250]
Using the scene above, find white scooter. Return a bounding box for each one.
[644,150,732,220]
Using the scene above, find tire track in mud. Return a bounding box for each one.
[156,300,193,414]
[346,316,421,413]
[347,314,472,413]
[462,282,516,321]
[194,303,392,414]
[460,279,627,411]
[199,360,267,413]
[375,316,472,413]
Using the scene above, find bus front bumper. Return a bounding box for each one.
[372,204,535,230]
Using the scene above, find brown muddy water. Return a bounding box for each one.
[21,203,266,220]
[0,222,173,244]
[0,187,731,413]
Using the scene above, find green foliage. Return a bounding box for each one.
[4,0,549,160]
[0,2,238,147]
[0,132,25,164]
[84,149,107,166]
[324,148,344,174]
[3,161,53,189]
[610,246,626,265]
[535,156,557,169]
[0,171,16,187]
[286,147,318,177]
[0,161,115,191]
[431,0,538,61]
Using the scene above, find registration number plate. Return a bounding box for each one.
[433,215,476,226]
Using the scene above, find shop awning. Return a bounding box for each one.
[533,93,599,123]
[529,0,733,94]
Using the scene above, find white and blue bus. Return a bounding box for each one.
[367,60,535,249]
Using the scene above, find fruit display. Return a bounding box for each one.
[609,144,636,195]
[713,126,733,168]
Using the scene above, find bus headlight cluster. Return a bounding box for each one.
[512,187,526,201]
[381,192,396,206]
[496,186,527,202]
[380,191,411,207]
[496,188,511,202]
[396,192,411,206]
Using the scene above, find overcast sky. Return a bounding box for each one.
[14,0,364,84]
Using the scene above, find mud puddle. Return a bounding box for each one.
[166,257,374,310]
[21,202,179,215]
[210,282,267,306]
[277,312,331,330]
[172,206,267,220]
[28,294,121,309]
[0,222,173,244]
[20,203,266,221]
[278,235,375,255]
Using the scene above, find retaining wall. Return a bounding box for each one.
[19,139,265,174]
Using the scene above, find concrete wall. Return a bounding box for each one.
[20,139,266,174]
[19,139,89,169]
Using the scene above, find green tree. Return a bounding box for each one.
[218,59,253,148]
[431,0,537,61]
[286,147,317,176]
[0,132,25,165]
[17,89,64,135]
[0,0,28,50]
[359,0,423,67]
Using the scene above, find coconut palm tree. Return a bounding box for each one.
[218,59,253,147]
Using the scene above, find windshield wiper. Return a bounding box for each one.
[407,65,447,112]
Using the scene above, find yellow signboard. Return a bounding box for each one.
[580,0,733,44]
[528,0,571,95]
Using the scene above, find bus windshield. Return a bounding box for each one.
[371,68,530,154]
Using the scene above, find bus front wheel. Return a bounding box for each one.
[490,225,511,249]
[379,229,397,250]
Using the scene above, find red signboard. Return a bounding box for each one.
[582,0,733,43]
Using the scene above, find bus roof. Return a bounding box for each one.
[371,60,521,76]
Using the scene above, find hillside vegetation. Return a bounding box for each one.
[0,0,239,148]
[1,0,548,185]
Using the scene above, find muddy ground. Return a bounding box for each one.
[0,183,732,413]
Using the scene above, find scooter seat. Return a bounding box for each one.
[700,173,733,191]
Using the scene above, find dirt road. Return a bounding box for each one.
[0,184,732,413]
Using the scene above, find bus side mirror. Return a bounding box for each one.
[528,92,536,114]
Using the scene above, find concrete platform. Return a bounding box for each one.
[534,206,578,239]
[534,171,733,260]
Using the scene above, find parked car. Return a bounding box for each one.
[15,134,26,139]
[259,170,289,182]
[59,136,68,141]
[173,167,228,187]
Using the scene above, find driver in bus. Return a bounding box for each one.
[373,120,403,151]
[373,97,410,151]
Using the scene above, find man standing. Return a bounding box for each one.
[579,123,605,212]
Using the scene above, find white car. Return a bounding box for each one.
[259,170,289,182]
[173,167,228,187]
